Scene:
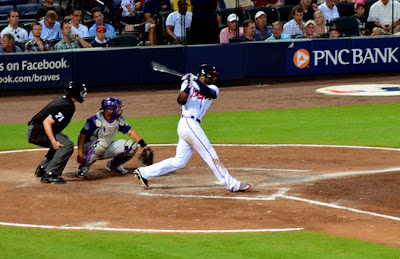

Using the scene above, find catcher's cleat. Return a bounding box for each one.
[35,165,46,177]
[106,160,128,175]
[77,164,89,177]
[40,172,65,184]
[133,169,150,189]
[236,182,253,192]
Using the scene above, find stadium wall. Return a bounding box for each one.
[0,36,399,91]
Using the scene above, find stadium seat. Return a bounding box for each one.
[50,38,61,47]
[16,3,40,19]
[109,35,140,47]
[0,5,14,20]
[363,0,377,18]
[245,7,278,25]
[331,16,360,37]
[218,8,246,25]
[336,2,356,17]
[0,0,23,6]
[82,36,95,43]
[276,5,294,24]
[156,10,173,44]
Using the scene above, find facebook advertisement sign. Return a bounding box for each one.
[3,52,73,90]
[287,37,400,76]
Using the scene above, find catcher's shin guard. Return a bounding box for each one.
[85,139,109,166]
[110,140,138,166]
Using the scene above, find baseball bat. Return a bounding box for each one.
[151,61,184,78]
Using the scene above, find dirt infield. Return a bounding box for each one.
[1,73,400,248]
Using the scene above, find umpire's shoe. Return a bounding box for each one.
[35,165,46,177]
[40,172,66,184]
[133,169,150,189]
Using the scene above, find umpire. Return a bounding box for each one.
[27,81,87,184]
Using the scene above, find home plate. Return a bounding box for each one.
[316,84,400,96]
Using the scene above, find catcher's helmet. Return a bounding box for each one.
[65,81,87,103]
[101,97,124,119]
[197,64,219,78]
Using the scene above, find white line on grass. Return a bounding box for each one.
[0,222,303,233]
[2,144,400,155]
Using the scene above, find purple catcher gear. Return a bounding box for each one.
[101,97,124,119]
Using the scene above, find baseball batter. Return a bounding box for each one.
[134,64,253,192]
[77,97,151,177]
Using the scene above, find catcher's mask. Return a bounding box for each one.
[65,81,87,103]
[101,97,124,119]
[197,64,219,78]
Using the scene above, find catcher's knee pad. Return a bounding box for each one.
[86,139,109,165]
[123,140,138,157]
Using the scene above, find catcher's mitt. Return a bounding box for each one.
[138,147,154,165]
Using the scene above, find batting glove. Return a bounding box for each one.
[181,73,198,84]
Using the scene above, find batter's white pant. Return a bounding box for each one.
[138,118,241,191]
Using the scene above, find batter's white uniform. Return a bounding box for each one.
[138,80,242,191]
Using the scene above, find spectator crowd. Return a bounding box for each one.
[0,0,398,52]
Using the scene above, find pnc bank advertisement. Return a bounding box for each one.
[287,37,400,75]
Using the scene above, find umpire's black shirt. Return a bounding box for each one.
[29,95,75,134]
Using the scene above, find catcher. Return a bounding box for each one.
[77,97,153,177]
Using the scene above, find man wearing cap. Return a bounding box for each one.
[254,11,271,40]
[317,0,339,23]
[368,0,400,35]
[296,19,317,38]
[353,1,369,35]
[328,25,340,38]
[219,13,244,43]
[283,5,305,37]
[91,25,111,47]
[55,21,92,50]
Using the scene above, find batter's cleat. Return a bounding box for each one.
[34,165,46,177]
[236,182,253,192]
[77,164,89,177]
[133,169,150,189]
[40,172,65,184]
[106,160,128,175]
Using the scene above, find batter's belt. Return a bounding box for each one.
[181,115,201,123]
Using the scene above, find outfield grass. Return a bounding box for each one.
[1,103,400,257]
[2,103,400,150]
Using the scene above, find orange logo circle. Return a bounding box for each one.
[293,49,310,69]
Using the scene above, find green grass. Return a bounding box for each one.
[1,227,399,258]
[2,103,400,257]
[2,103,400,150]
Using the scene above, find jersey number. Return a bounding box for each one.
[55,112,65,122]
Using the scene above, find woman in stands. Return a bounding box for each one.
[313,11,327,35]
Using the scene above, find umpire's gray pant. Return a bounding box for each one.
[27,125,74,176]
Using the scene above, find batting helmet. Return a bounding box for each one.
[197,64,219,78]
[101,97,124,119]
[65,81,87,103]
